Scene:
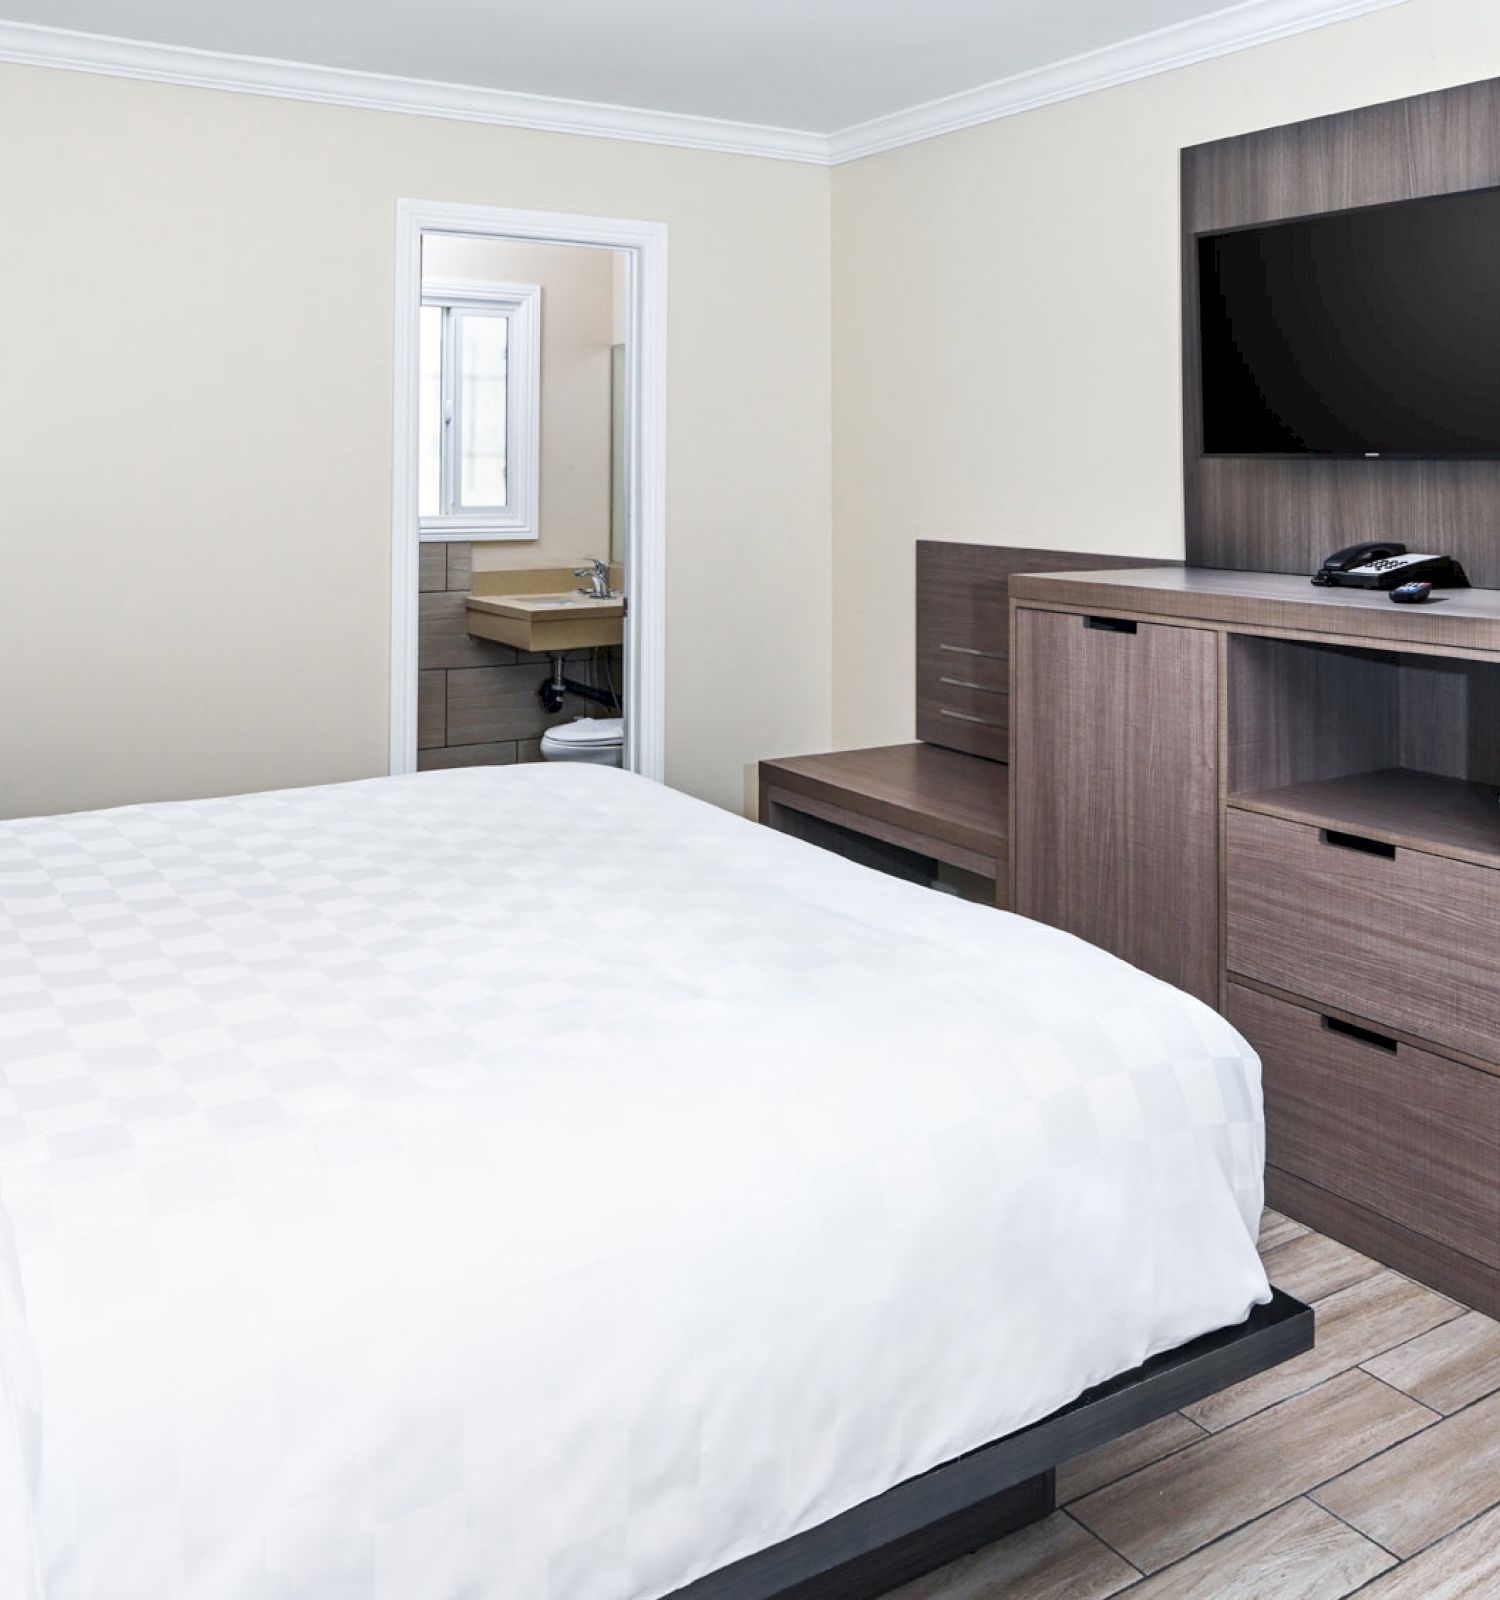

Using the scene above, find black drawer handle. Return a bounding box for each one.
[1084,616,1137,634]
[1322,1015,1398,1053]
[1320,828,1396,859]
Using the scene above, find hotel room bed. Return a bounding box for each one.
[0,764,1273,1600]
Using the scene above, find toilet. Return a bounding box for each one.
[539,716,624,767]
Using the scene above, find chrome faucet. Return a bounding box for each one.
[575,558,612,599]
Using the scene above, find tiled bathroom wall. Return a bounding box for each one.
[417,542,621,770]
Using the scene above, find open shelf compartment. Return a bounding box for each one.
[1226,634,1500,868]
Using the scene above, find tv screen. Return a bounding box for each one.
[1197,185,1500,457]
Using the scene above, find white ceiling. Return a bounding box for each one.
[0,0,1404,139]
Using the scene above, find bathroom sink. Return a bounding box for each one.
[464,568,625,652]
[469,591,622,618]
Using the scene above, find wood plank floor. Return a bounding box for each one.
[887,1211,1500,1599]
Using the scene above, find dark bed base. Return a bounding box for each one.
[667,1290,1312,1600]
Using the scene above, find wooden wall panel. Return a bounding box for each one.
[1181,76,1500,587]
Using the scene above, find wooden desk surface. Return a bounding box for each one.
[1011,566,1500,654]
[759,742,1008,864]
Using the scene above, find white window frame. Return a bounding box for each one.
[418,277,541,541]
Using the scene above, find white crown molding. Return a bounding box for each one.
[0,19,829,163]
[0,0,1411,168]
[826,0,1412,163]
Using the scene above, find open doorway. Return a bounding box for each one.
[389,201,666,782]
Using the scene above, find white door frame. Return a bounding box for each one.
[389,198,667,781]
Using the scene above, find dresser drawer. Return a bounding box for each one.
[916,654,1008,760]
[917,650,1008,760]
[1228,983,1500,1271]
[1226,806,1500,1065]
[918,638,1009,690]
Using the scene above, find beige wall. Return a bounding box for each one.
[11,1,1500,821]
[422,235,616,574]
[0,65,832,819]
[829,0,1500,750]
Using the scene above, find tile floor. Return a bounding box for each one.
[887,1211,1500,1599]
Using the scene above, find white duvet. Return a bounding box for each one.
[0,764,1268,1600]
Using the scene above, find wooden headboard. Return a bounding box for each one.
[916,542,1166,761]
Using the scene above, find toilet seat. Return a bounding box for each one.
[540,717,624,766]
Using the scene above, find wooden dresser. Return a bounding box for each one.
[1011,566,1500,1318]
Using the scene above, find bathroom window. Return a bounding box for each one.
[419,279,540,539]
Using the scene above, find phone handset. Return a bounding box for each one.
[1311,542,1408,584]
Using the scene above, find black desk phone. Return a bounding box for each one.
[1311,541,1470,590]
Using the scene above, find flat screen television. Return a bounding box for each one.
[1197,185,1500,458]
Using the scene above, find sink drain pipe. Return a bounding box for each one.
[539,654,620,716]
